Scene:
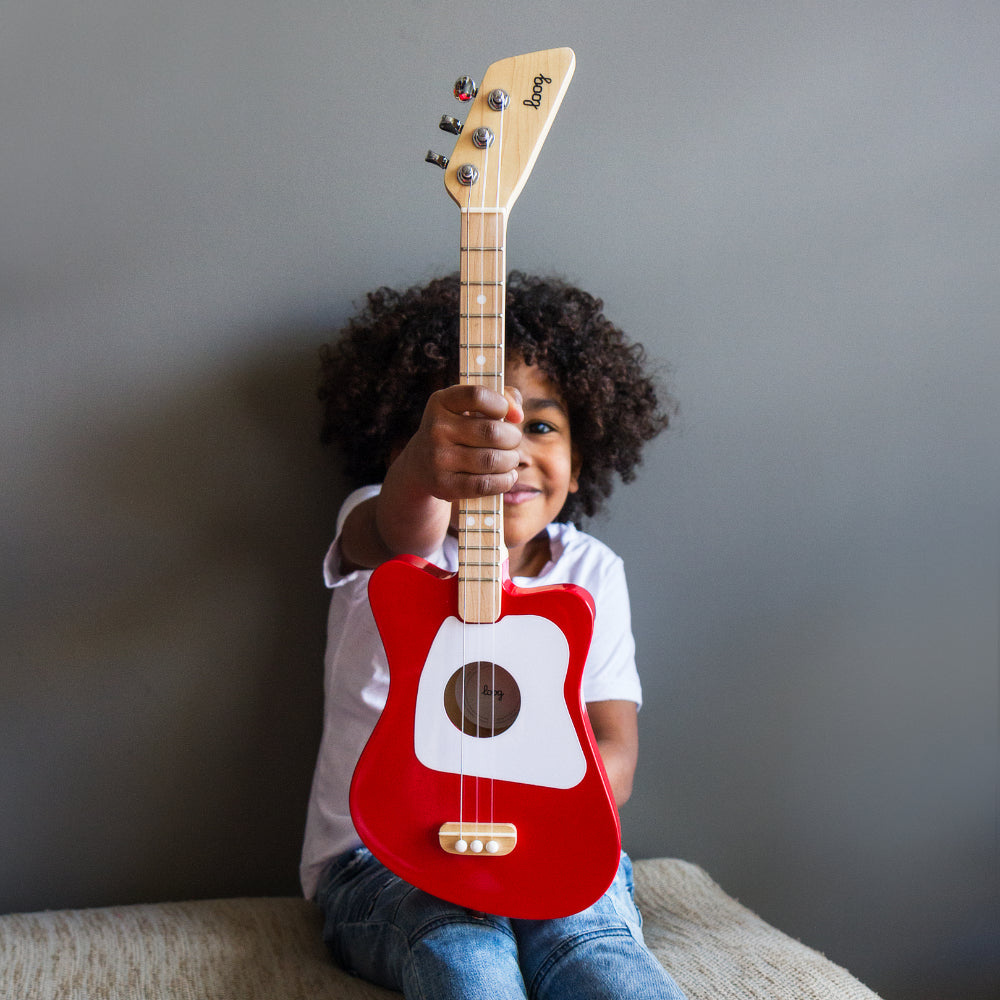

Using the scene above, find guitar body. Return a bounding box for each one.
[349,553,622,919]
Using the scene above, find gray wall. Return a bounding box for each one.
[3,3,997,998]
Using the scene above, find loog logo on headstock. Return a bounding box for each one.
[523,73,553,109]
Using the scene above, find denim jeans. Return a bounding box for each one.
[315,847,686,1000]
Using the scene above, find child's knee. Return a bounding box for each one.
[405,910,524,1000]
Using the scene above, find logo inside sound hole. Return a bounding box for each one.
[444,663,521,737]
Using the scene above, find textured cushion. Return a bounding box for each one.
[636,859,880,999]
[0,858,879,999]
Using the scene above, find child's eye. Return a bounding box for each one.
[525,420,557,434]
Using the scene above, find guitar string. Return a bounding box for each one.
[460,159,487,846]
[470,102,501,848]
[459,188,470,849]
[468,163,478,844]
[489,95,506,844]
[475,107,490,845]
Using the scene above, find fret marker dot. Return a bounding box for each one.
[477,294,487,304]
[484,516,495,527]
[476,354,487,366]
[466,516,477,527]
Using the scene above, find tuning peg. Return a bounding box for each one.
[456,163,479,186]
[438,115,463,135]
[425,150,449,169]
[453,76,477,102]
[487,88,510,111]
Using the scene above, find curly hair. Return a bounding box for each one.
[319,272,673,522]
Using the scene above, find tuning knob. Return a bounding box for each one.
[487,89,510,111]
[453,76,477,102]
[425,150,449,169]
[471,127,494,149]
[456,163,479,186]
[438,115,463,135]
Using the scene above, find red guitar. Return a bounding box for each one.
[349,48,621,920]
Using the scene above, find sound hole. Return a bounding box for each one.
[444,663,521,738]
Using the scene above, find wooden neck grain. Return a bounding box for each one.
[457,209,507,624]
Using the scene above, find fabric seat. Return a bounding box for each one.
[0,857,879,999]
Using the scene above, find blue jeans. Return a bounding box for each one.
[315,847,686,1000]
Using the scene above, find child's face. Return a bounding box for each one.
[499,360,580,574]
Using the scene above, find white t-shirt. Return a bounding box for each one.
[299,486,643,899]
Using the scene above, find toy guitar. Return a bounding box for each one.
[349,48,621,919]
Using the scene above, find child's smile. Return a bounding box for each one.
[502,483,540,505]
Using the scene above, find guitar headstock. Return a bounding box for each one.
[427,48,575,214]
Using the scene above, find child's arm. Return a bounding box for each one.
[587,700,640,807]
[340,384,524,571]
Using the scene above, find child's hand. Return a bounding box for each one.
[343,383,525,570]
[406,383,524,501]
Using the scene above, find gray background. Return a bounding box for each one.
[2,3,997,998]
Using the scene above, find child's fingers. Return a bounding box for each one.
[412,385,524,499]
[437,383,524,424]
[436,383,511,419]
[504,386,524,425]
[441,466,519,500]
[428,386,522,451]
[420,431,520,500]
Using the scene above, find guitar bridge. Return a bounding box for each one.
[438,822,517,856]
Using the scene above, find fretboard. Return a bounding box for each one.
[457,208,507,624]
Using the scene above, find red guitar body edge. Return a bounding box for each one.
[349,553,622,919]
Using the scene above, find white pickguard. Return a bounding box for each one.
[414,615,586,788]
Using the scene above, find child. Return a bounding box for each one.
[301,271,685,999]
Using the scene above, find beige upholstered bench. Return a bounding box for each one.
[0,858,879,999]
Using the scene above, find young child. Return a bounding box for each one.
[301,271,685,999]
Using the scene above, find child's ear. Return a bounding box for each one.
[569,449,581,493]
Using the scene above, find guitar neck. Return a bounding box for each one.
[457,208,507,624]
